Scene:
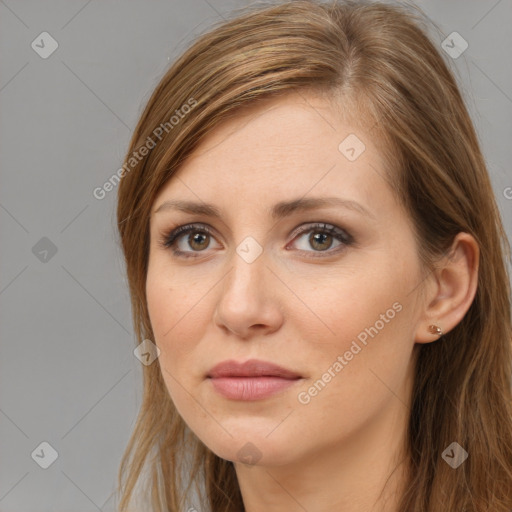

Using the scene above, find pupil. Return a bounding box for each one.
[191,233,208,250]
[311,232,331,251]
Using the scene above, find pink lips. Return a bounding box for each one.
[207,359,302,401]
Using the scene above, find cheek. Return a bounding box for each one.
[145,277,202,421]
[293,306,414,448]
[289,261,416,414]
[286,262,402,340]
[145,265,216,401]
[146,260,211,343]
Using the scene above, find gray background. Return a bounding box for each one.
[0,0,511,511]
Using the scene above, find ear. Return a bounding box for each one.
[414,232,479,344]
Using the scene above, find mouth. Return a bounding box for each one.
[207,358,302,379]
[207,359,303,401]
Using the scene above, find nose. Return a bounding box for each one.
[213,249,284,339]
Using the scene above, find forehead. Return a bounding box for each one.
[153,92,393,217]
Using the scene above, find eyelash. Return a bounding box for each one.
[158,222,354,259]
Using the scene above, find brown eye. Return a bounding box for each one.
[308,232,334,251]
[160,223,220,257]
[290,223,352,255]
[187,232,210,251]
[160,221,353,259]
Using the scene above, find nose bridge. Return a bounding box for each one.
[223,239,268,299]
[213,238,282,336]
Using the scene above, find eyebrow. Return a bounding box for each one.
[153,196,375,220]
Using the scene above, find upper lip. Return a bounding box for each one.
[207,359,302,379]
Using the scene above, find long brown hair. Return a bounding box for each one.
[115,1,512,510]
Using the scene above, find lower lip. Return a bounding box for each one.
[208,376,301,400]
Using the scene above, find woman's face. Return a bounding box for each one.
[146,91,426,468]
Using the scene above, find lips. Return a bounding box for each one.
[207,359,303,401]
[207,359,302,379]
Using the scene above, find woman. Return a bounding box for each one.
[115,1,512,510]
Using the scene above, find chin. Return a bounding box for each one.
[199,432,298,468]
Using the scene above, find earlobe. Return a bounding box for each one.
[415,323,445,344]
[415,232,479,344]
[428,324,443,337]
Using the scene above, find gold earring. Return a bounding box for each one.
[428,324,443,337]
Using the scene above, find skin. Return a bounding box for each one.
[146,91,479,512]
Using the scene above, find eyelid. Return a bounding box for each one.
[288,222,351,243]
[158,222,216,248]
[159,221,353,257]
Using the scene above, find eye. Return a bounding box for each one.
[158,223,219,258]
[158,222,353,259]
[288,222,353,256]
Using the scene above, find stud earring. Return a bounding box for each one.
[428,324,443,337]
